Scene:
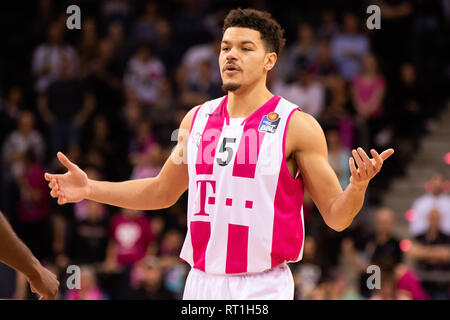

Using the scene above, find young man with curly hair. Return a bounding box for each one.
[45,8,393,299]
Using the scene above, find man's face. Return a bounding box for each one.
[219,27,274,92]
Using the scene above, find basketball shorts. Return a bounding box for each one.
[182,263,294,300]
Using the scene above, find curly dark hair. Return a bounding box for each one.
[222,8,286,56]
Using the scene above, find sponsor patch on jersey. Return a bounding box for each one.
[258,113,281,134]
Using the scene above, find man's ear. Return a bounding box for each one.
[264,52,277,72]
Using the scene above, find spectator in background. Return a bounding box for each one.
[410,172,450,237]
[129,256,175,300]
[37,57,96,155]
[307,40,338,81]
[393,63,425,142]
[158,229,188,299]
[291,236,323,300]
[326,128,351,189]
[179,58,223,107]
[66,265,109,300]
[330,13,369,81]
[77,17,99,74]
[32,21,79,93]
[131,1,165,44]
[351,53,387,149]
[317,9,339,40]
[2,111,45,183]
[101,209,157,299]
[279,69,325,119]
[15,148,51,260]
[0,86,22,147]
[176,35,221,100]
[123,43,165,107]
[66,199,110,266]
[278,23,317,83]
[355,208,403,298]
[129,119,164,179]
[409,209,450,300]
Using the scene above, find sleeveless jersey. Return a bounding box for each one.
[179,95,305,275]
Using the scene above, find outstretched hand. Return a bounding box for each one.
[44,152,90,205]
[349,147,394,188]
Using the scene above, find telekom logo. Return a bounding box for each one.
[194,180,216,216]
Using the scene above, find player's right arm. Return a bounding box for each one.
[45,105,200,210]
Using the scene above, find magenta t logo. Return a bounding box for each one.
[195,180,216,216]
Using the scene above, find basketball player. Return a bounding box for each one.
[45,8,394,299]
[0,211,59,299]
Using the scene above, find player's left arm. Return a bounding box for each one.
[287,111,394,231]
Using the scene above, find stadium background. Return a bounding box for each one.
[0,0,449,300]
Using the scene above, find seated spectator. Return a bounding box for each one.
[176,35,221,97]
[131,1,165,44]
[66,266,109,300]
[2,111,45,183]
[409,209,450,300]
[278,23,317,82]
[291,236,323,300]
[0,86,22,147]
[356,208,403,298]
[307,40,338,82]
[410,172,450,236]
[129,256,175,300]
[330,13,369,81]
[179,58,223,107]
[326,128,351,189]
[351,53,387,149]
[32,21,79,93]
[279,70,325,119]
[101,209,157,299]
[158,229,188,299]
[129,119,164,179]
[15,148,52,260]
[317,9,340,40]
[37,56,96,155]
[123,43,165,107]
[77,17,99,73]
[351,53,386,121]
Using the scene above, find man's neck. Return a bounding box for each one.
[226,84,274,118]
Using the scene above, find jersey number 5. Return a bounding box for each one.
[216,137,236,166]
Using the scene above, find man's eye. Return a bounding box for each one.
[242,48,251,51]
[222,47,230,51]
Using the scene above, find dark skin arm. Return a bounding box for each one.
[0,211,59,299]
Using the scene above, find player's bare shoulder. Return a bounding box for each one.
[285,109,327,156]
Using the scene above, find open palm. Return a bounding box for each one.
[44,152,90,204]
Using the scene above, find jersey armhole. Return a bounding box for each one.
[189,104,203,135]
[282,107,302,181]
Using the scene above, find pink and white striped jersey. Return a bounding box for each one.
[179,95,305,275]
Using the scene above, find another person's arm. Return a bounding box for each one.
[0,211,59,299]
[288,111,394,231]
[45,105,200,210]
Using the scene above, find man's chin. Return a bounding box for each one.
[221,82,241,92]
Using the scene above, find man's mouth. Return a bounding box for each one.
[223,64,241,74]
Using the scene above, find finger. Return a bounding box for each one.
[370,149,383,170]
[349,157,358,178]
[57,195,67,205]
[380,148,395,161]
[57,152,76,171]
[50,189,58,198]
[351,149,366,175]
[44,172,53,182]
[357,147,376,175]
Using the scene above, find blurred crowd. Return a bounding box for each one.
[0,0,449,300]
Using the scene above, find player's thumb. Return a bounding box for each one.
[57,152,76,171]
